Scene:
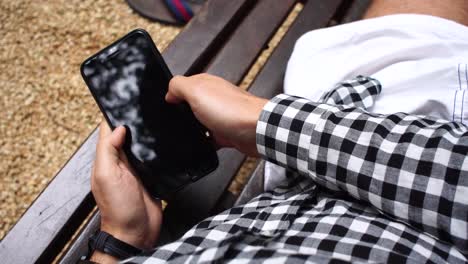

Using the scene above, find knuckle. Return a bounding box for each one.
[91,163,102,181]
[197,73,209,78]
[93,170,107,188]
[196,73,213,81]
[169,75,185,88]
[90,179,97,193]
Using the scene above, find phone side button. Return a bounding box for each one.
[190,173,201,182]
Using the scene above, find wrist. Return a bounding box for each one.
[239,96,268,157]
[88,229,148,262]
[90,251,118,264]
[249,97,268,128]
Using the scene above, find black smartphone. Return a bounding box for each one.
[80,29,218,199]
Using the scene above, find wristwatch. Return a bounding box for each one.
[87,230,143,260]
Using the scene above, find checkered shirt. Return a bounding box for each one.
[123,76,468,263]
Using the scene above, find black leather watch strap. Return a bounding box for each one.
[77,260,98,264]
[88,230,143,260]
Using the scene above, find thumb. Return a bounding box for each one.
[165,90,184,104]
[166,75,188,104]
[109,126,126,149]
[94,124,127,184]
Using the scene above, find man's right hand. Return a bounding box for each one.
[166,74,268,157]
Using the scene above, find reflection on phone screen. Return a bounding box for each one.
[81,31,217,198]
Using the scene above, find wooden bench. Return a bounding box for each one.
[0,0,370,262]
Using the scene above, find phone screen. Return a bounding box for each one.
[81,30,218,199]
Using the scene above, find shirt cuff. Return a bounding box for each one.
[256,94,328,175]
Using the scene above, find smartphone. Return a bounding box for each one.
[80,29,218,199]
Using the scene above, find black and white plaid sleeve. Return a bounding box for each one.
[257,93,468,254]
[122,76,467,263]
[319,75,382,109]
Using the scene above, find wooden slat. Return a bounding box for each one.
[341,0,371,23]
[0,130,98,264]
[162,0,298,238]
[59,212,101,264]
[206,0,297,83]
[0,1,253,263]
[163,0,256,75]
[248,0,343,99]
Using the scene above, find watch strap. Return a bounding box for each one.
[88,230,143,260]
[77,260,98,264]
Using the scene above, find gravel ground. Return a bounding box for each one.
[0,0,180,239]
[0,0,302,241]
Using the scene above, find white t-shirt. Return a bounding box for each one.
[265,14,468,191]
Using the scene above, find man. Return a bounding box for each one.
[87,1,468,263]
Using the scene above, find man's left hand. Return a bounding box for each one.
[91,122,162,256]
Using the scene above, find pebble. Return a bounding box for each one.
[0,0,181,240]
[0,0,303,241]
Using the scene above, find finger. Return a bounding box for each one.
[142,188,162,210]
[116,147,136,175]
[97,121,112,157]
[166,75,189,104]
[111,127,138,176]
[118,147,130,163]
[109,126,126,149]
[165,90,184,104]
[98,121,112,141]
[96,124,121,165]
